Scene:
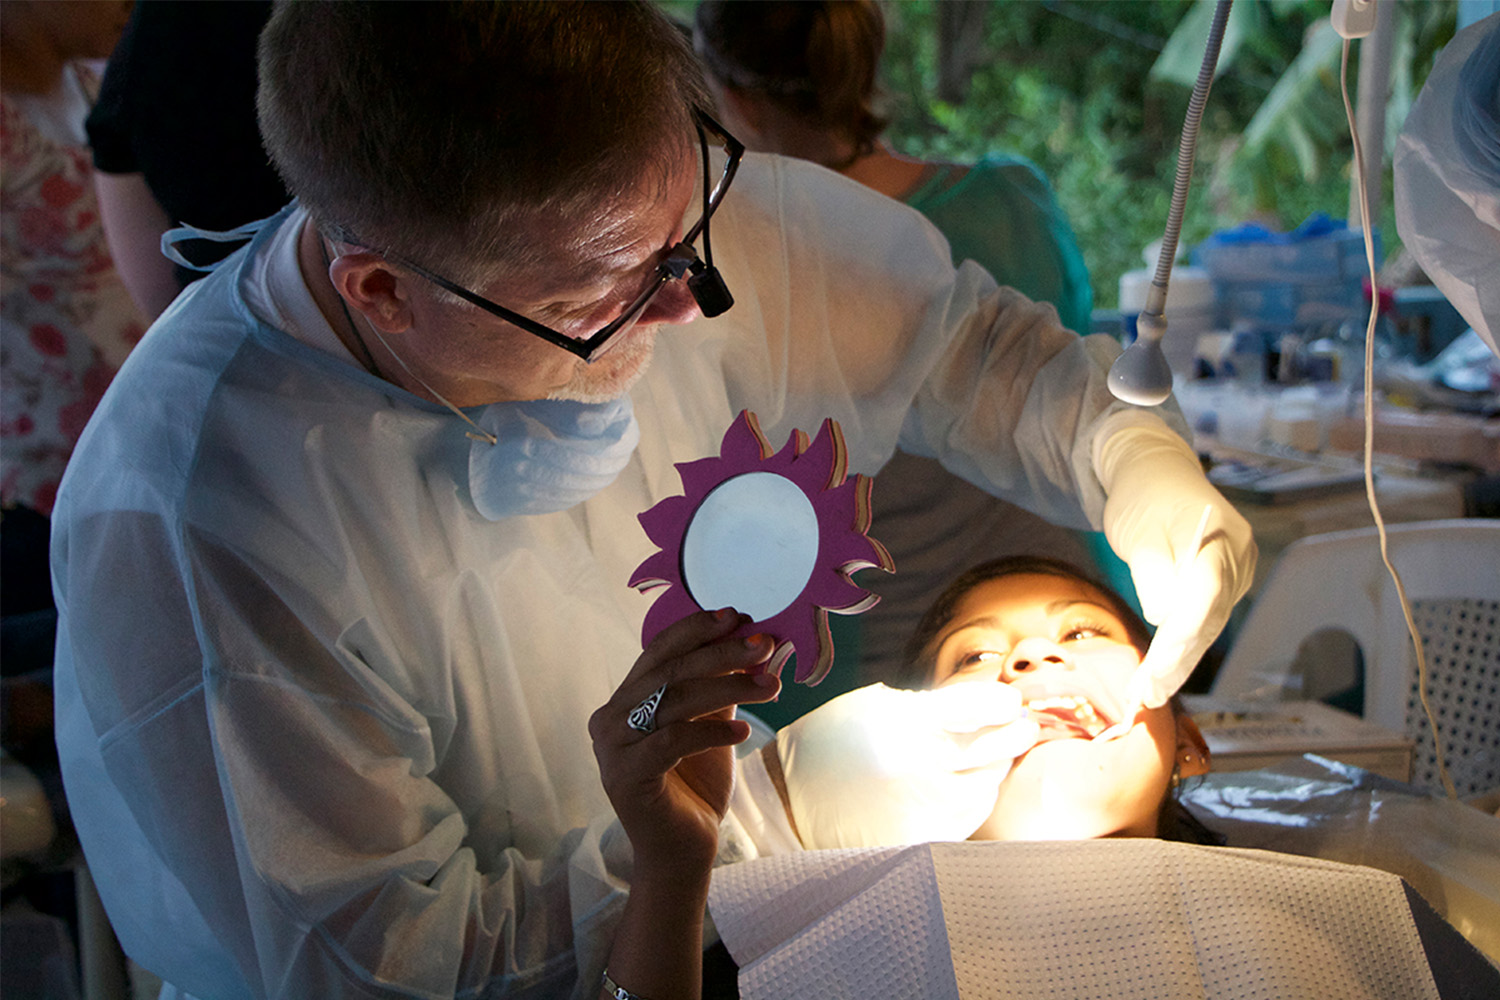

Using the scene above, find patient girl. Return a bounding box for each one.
[588,557,1216,997]
[888,556,1214,843]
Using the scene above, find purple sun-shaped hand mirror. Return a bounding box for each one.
[629,410,894,686]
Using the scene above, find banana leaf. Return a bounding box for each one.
[1239,18,1343,171]
[1149,0,1258,86]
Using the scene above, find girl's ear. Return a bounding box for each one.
[1175,713,1211,778]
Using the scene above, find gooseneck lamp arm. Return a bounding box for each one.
[1108,0,1233,406]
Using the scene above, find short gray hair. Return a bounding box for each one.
[258,1,708,284]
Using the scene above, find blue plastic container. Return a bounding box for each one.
[1192,214,1379,332]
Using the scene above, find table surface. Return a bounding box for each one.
[1195,434,1471,597]
[1230,470,1466,595]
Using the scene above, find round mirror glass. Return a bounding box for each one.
[681,471,819,621]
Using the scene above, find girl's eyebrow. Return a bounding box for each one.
[935,613,1008,652]
[938,599,1119,647]
[1045,598,1115,616]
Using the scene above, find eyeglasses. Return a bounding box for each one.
[386,108,743,364]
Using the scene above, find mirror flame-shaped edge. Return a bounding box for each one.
[628,410,894,685]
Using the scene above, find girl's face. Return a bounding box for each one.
[929,572,1205,841]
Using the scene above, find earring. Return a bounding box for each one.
[1170,762,1181,791]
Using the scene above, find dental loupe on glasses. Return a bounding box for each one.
[662,239,734,319]
[379,107,744,365]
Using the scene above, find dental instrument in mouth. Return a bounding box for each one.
[1026,695,1110,740]
[1092,504,1215,743]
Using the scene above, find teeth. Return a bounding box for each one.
[1026,695,1093,716]
[1025,694,1106,736]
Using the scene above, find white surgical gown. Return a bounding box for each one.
[52,152,1182,998]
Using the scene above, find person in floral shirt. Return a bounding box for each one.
[1,5,140,845]
[2,0,142,517]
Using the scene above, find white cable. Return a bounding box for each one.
[355,313,499,445]
[1339,38,1457,800]
[324,236,499,445]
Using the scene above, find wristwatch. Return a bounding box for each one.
[602,969,652,1000]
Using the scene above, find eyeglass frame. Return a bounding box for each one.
[373,107,743,364]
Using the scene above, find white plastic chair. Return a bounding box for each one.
[1213,518,1500,795]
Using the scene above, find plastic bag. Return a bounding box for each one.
[1182,754,1500,965]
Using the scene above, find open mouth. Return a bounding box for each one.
[1024,694,1111,740]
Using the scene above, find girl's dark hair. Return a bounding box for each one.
[693,0,888,158]
[894,555,1152,690]
[1161,797,1225,845]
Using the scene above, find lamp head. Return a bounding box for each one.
[1108,313,1174,406]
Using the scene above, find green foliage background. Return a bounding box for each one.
[666,0,1457,311]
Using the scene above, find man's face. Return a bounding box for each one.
[928,572,1180,841]
[395,154,702,407]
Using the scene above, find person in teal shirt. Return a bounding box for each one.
[695,0,1126,717]
[693,1,1092,333]
[903,154,1093,334]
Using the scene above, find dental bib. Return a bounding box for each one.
[467,395,640,519]
[710,840,1445,1000]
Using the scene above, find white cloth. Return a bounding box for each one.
[52,153,1180,998]
[1394,13,1500,359]
[720,749,803,864]
[708,840,1441,1000]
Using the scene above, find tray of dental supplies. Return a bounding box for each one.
[1205,450,1367,505]
[1182,695,1414,782]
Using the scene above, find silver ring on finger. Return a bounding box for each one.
[627,683,667,734]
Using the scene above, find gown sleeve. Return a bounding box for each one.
[704,153,1189,532]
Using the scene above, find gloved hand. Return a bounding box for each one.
[774,683,1042,849]
[1096,419,1257,710]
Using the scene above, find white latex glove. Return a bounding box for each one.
[775,683,1042,850]
[1096,419,1257,711]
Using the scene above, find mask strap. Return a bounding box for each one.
[162,218,267,272]
[354,314,499,445]
[322,237,498,445]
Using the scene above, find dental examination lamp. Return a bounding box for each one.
[1108,0,1233,406]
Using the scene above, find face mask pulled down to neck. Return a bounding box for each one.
[467,395,640,519]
